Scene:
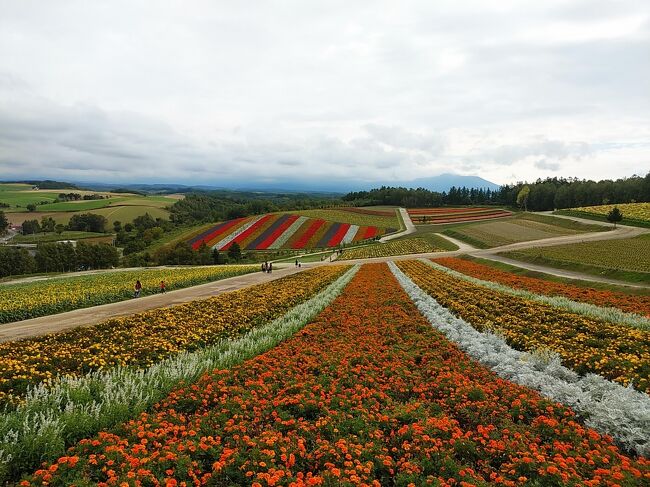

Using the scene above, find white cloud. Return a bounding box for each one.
[0,0,648,188]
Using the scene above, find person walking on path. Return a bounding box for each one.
[268,262,272,274]
[295,259,298,267]
[134,280,142,298]
[159,281,166,294]
[262,262,268,273]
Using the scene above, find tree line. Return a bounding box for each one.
[343,172,650,210]
[0,241,119,278]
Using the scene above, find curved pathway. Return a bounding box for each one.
[379,208,416,242]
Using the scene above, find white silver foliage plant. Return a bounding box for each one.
[423,259,650,330]
[389,261,650,457]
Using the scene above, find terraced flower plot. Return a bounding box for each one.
[408,206,512,224]
[189,212,389,250]
[18,264,650,486]
[502,234,650,276]
[434,257,650,317]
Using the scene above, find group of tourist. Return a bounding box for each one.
[133,280,166,298]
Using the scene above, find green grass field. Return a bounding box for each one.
[500,234,650,283]
[0,184,177,224]
[441,213,606,249]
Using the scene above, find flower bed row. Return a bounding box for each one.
[189,213,385,250]
[408,207,512,224]
[434,257,650,317]
[0,266,359,484]
[0,266,348,405]
[389,262,650,457]
[397,260,650,393]
[23,264,649,486]
[426,260,650,330]
[0,265,256,324]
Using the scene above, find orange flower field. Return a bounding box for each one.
[23,264,649,486]
[434,257,650,317]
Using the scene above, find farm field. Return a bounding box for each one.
[398,260,650,392]
[188,210,391,251]
[0,265,256,324]
[557,202,650,228]
[0,183,177,226]
[501,234,650,283]
[408,206,512,224]
[17,264,650,485]
[10,230,109,244]
[442,212,606,248]
[338,233,457,260]
[434,257,650,317]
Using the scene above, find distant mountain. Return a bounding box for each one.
[406,174,500,192]
[66,173,501,195]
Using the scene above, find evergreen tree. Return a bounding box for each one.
[607,206,623,228]
[227,242,242,261]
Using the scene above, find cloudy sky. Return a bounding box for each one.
[0,0,648,188]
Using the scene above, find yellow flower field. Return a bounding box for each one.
[569,202,650,223]
[0,265,348,404]
[0,265,257,323]
[398,260,650,393]
[337,237,446,260]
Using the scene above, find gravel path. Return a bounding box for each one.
[379,208,416,242]
[0,264,306,342]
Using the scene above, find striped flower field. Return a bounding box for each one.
[408,207,512,224]
[189,213,387,250]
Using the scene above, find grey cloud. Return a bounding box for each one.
[0,1,648,185]
[534,159,561,171]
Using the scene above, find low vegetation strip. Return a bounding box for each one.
[407,207,512,224]
[0,265,256,324]
[0,266,359,484]
[434,257,650,317]
[501,234,650,276]
[397,260,650,393]
[389,262,650,457]
[442,214,603,248]
[425,260,650,330]
[337,236,452,260]
[22,263,649,486]
[0,266,347,405]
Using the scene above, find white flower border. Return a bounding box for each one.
[423,259,650,330]
[268,216,309,249]
[211,215,265,250]
[389,262,650,457]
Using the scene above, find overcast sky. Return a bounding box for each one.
[0,0,648,187]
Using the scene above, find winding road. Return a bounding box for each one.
[1,212,647,342]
